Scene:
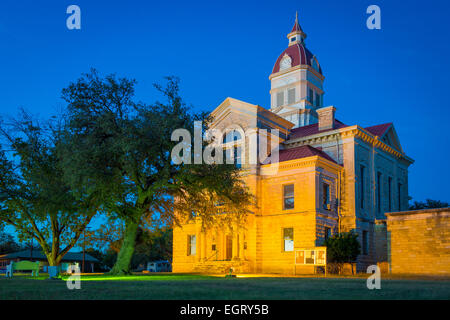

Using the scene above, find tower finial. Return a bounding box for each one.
[288,11,306,45]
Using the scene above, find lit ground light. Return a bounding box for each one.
[0,273,449,300]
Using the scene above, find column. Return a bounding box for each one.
[239,231,245,260]
[201,232,207,261]
[196,229,201,262]
[232,229,239,260]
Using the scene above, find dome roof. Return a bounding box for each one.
[272,43,322,75]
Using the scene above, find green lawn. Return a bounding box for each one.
[0,273,449,300]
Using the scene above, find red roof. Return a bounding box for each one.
[291,19,304,33]
[272,44,321,74]
[364,123,392,137]
[288,120,348,140]
[264,145,337,164]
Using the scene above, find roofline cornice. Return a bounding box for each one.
[284,125,414,164]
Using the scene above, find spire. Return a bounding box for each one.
[291,11,303,33]
[287,12,307,45]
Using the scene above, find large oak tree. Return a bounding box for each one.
[62,70,252,275]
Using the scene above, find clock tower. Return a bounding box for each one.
[269,13,325,128]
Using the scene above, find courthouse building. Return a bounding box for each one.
[172,15,414,274]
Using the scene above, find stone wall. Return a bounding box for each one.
[386,208,450,275]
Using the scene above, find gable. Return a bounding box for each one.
[210,97,294,138]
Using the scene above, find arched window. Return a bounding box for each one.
[223,130,242,143]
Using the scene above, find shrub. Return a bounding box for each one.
[324,232,361,274]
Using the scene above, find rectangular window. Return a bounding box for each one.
[324,227,331,241]
[308,88,314,104]
[187,235,196,256]
[276,91,284,107]
[398,182,402,211]
[287,88,295,104]
[283,228,294,252]
[322,183,330,210]
[377,172,382,213]
[362,230,369,255]
[388,177,392,211]
[290,37,296,42]
[315,92,321,107]
[283,184,295,210]
[360,165,365,209]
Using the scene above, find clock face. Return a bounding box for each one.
[280,56,292,70]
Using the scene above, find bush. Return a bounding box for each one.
[324,232,361,274]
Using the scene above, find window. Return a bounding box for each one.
[388,177,392,211]
[398,183,402,211]
[315,92,321,107]
[290,37,296,42]
[223,130,241,143]
[283,184,295,210]
[377,172,382,213]
[322,183,330,210]
[277,92,284,107]
[234,146,242,169]
[362,230,369,255]
[283,228,294,252]
[211,244,216,251]
[308,88,314,104]
[287,88,295,104]
[187,235,196,256]
[360,165,365,209]
[324,227,331,241]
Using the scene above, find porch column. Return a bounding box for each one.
[232,229,239,260]
[222,232,226,260]
[201,232,207,261]
[196,229,201,262]
[239,230,245,260]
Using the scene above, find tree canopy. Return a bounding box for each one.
[60,70,253,274]
[0,112,102,265]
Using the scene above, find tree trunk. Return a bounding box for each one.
[109,218,139,275]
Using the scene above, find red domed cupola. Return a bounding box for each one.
[271,12,322,75]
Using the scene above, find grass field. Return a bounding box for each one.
[0,273,449,300]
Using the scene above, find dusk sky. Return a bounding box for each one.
[0,0,449,203]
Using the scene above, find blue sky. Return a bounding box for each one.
[0,0,449,203]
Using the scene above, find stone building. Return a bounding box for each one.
[172,14,414,274]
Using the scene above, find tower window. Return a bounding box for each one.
[288,88,295,104]
[277,92,284,107]
[315,92,321,107]
[290,37,296,42]
[398,182,402,211]
[308,88,314,104]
